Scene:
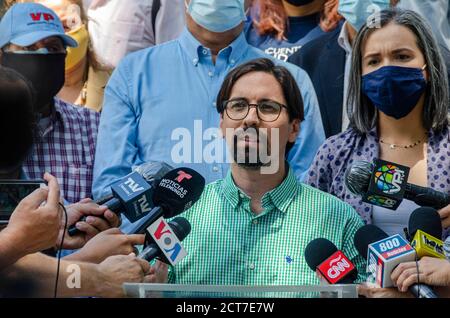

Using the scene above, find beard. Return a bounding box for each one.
[232,127,272,170]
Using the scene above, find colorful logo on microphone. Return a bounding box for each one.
[148,217,187,265]
[374,164,405,194]
[175,171,192,183]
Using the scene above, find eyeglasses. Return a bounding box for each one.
[223,98,288,122]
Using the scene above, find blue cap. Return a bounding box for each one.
[0,3,78,49]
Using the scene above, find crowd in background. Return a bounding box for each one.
[0,0,450,298]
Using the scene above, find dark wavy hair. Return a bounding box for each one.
[216,58,304,153]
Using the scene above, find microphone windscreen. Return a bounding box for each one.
[169,217,192,241]
[153,167,205,217]
[133,161,174,187]
[408,207,442,239]
[345,161,374,196]
[304,238,338,271]
[354,224,388,258]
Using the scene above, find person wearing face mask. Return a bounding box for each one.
[289,0,398,138]
[245,0,343,62]
[13,0,91,106]
[305,8,450,242]
[33,0,90,106]
[0,3,100,204]
[93,0,325,234]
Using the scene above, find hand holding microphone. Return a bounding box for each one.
[354,224,439,298]
[391,257,450,291]
[58,199,121,250]
[67,161,174,236]
[63,228,145,264]
[137,217,192,284]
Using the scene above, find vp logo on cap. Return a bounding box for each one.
[0,3,77,49]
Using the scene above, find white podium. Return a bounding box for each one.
[123,283,358,298]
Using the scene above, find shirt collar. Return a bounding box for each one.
[178,27,249,66]
[338,21,353,54]
[39,98,64,136]
[222,166,299,213]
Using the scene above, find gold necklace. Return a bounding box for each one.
[379,133,427,150]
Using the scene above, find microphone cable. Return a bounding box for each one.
[54,202,68,298]
[414,251,421,297]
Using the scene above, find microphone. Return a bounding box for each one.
[304,238,358,284]
[68,161,173,236]
[409,207,446,259]
[354,224,438,298]
[139,217,191,264]
[345,159,450,210]
[126,167,205,235]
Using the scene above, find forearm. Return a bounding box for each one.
[63,249,102,264]
[0,229,28,270]
[1,253,104,297]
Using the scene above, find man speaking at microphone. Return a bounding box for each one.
[149,58,366,286]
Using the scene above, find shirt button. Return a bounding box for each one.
[249,263,255,270]
[208,71,213,77]
[252,219,258,225]
[212,166,219,172]
[193,58,198,64]
[213,102,217,107]
[239,193,245,199]
[230,59,236,65]
[202,49,208,55]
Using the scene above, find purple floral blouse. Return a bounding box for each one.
[305,126,450,237]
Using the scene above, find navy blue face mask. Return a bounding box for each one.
[362,65,427,119]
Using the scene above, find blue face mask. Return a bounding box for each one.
[362,65,428,120]
[186,0,246,33]
[338,0,391,31]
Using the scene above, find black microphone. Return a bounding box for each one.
[139,217,191,263]
[304,238,358,284]
[354,224,439,298]
[345,159,450,210]
[409,207,445,259]
[127,167,205,234]
[68,161,173,236]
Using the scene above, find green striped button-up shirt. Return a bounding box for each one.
[169,168,367,285]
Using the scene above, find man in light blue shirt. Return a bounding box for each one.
[92,0,325,231]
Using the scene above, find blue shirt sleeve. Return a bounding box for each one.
[286,66,325,182]
[92,58,140,199]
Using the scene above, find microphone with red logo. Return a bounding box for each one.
[354,224,438,298]
[345,159,450,210]
[68,161,174,236]
[304,238,358,284]
[127,167,205,235]
[139,217,191,265]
